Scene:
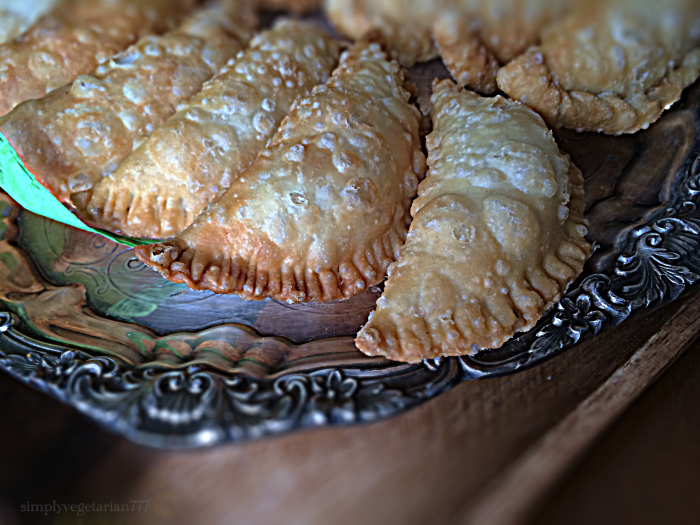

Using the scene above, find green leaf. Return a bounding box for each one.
[0,132,156,247]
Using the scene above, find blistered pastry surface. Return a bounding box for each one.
[0,6,250,203]
[497,0,700,134]
[324,0,440,67]
[356,80,590,362]
[77,20,339,238]
[324,0,576,89]
[135,42,427,303]
[0,0,196,116]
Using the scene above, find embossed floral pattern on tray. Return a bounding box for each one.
[1,79,699,447]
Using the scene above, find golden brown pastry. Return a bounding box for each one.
[458,0,578,65]
[432,12,500,95]
[135,41,427,303]
[0,0,197,116]
[324,0,439,67]
[323,0,576,93]
[0,4,255,203]
[356,80,590,362]
[497,0,700,134]
[74,20,339,239]
[0,0,61,45]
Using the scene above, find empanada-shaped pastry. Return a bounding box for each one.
[0,0,196,116]
[323,0,576,93]
[356,80,590,362]
[135,42,427,303]
[74,20,339,239]
[0,0,61,45]
[0,4,255,203]
[497,0,700,134]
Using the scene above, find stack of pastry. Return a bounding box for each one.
[1,0,698,362]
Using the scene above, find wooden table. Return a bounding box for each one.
[534,313,700,525]
[1,290,700,525]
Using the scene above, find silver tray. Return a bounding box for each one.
[1,69,699,448]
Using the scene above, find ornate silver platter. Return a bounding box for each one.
[1,66,699,448]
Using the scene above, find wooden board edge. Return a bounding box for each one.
[458,290,700,525]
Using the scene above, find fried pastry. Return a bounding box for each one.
[356,80,590,362]
[135,42,427,303]
[0,0,61,45]
[496,0,700,134]
[323,0,576,93]
[74,20,339,239]
[0,4,255,203]
[459,0,578,65]
[432,12,500,95]
[324,0,439,67]
[0,0,196,116]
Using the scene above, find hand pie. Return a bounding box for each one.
[497,0,700,134]
[0,4,254,203]
[135,42,427,303]
[0,0,61,45]
[73,20,340,239]
[433,0,579,93]
[0,0,196,116]
[356,80,591,362]
[323,0,576,93]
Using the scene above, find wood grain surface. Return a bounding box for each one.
[535,309,700,525]
[1,290,698,525]
[461,290,700,525]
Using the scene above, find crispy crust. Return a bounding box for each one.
[433,12,499,95]
[323,0,577,91]
[323,0,439,67]
[462,0,577,65]
[496,0,700,134]
[0,0,196,116]
[0,5,254,203]
[135,42,427,303]
[74,20,339,238]
[355,80,591,362]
